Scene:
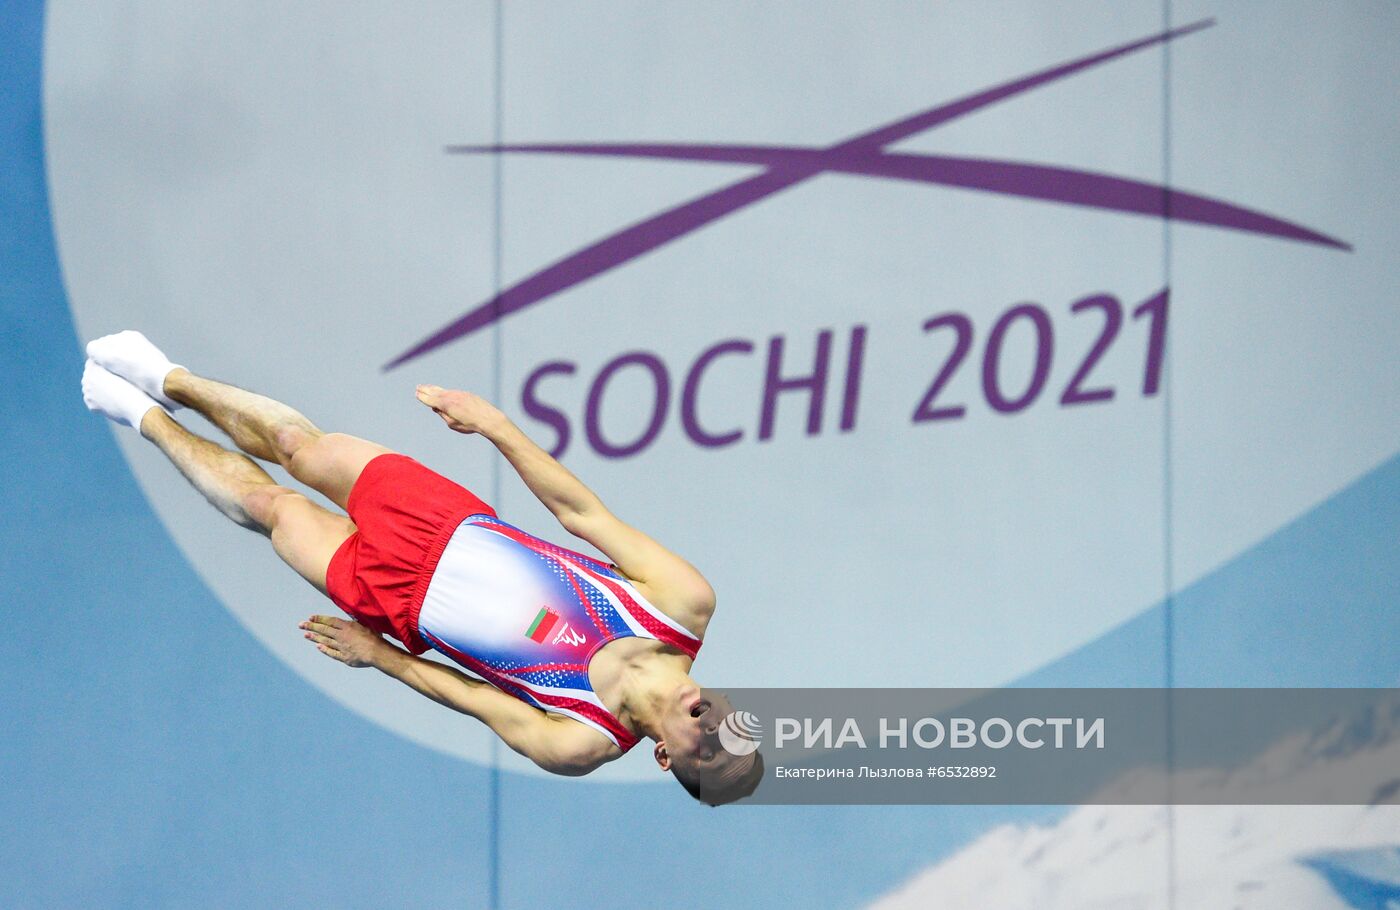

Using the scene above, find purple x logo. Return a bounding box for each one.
[385,18,1346,371]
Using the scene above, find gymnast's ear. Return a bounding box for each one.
[653,741,672,771]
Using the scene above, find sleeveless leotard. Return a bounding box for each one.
[416,514,702,751]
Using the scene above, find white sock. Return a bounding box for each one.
[82,359,166,430]
[85,329,184,410]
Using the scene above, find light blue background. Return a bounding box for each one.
[3,2,1396,907]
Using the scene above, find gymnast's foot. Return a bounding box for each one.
[81,359,165,433]
[85,329,184,410]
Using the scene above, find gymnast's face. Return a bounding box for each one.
[659,684,732,761]
[654,684,760,802]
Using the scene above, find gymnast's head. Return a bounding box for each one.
[651,685,764,806]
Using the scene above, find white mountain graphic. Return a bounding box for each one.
[868,698,1400,909]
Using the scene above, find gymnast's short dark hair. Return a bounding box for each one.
[675,750,765,807]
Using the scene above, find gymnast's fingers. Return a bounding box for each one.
[300,616,344,636]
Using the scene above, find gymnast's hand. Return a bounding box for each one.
[415,385,506,436]
[300,615,387,669]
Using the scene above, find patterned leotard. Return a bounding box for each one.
[416,515,702,751]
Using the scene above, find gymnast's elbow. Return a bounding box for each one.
[525,727,616,777]
[533,752,605,777]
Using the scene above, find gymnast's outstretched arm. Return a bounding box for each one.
[300,614,614,775]
[412,386,716,635]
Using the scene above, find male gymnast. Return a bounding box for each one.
[81,330,761,805]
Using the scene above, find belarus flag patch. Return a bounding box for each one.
[526,605,561,643]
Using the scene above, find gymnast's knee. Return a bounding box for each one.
[286,430,362,475]
[240,484,304,533]
[271,423,323,467]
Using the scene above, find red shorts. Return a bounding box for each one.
[325,453,496,654]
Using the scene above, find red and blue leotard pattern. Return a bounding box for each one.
[415,514,702,752]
